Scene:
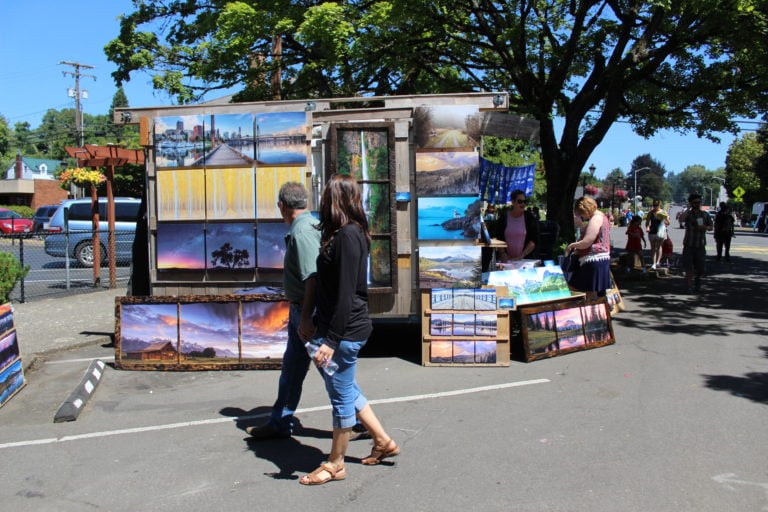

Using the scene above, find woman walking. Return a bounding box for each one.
[299,174,399,485]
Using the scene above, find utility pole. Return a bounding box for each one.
[60,61,96,147]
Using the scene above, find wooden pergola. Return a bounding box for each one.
[63,145,144,288]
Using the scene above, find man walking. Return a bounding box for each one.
[681,193,713,293]
[714,202,735,262]
[247,182,320,439]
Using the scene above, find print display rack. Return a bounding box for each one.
[421,287,511,367]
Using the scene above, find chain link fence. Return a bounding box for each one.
[1,231,133,303]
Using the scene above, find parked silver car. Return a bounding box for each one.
[44,197,141,267]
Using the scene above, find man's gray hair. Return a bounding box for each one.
[278,181,308,209]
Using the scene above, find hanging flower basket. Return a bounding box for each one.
[59,167,106,188]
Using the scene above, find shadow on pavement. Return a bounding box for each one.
[612,253,768,338]
[614,254,768,406]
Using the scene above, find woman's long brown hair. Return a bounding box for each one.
[317,173,371,253]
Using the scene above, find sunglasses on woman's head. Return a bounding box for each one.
[515,199,527,205]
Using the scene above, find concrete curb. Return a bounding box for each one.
[53,359,107,423]
[22,334,113,374]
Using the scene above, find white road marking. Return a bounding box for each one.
[46,356,115,365]
[0,378,549,450]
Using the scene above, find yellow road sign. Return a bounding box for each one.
[732,186,745,198]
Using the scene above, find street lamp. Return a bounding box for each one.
[711,176,726,207]
[581,163,597,192]
[633,166,651,213]
[703,186,713,210]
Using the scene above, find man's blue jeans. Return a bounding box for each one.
[269,303,312,433]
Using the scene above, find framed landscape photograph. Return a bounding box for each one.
[418,244,481,289]
[115,293,288,370]
[417,196,484,241]
[413,105,481,149]
[520,297,613,362]
[415,150,480,195]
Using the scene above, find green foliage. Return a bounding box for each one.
[102,0,768,243]
[0,114,10,157]
[0,205,33,218]
[0,252,30,303]
[726,130,767,203]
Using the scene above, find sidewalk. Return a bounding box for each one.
[12,286,127,371]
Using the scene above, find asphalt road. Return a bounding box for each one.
[1,224,766,511]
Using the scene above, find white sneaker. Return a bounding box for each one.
[650,264,657,270]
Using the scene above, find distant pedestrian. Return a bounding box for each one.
[623,215,646,272]
[660,236,674,267]
[756,209,766,232]
[682,193,713,293]
[714,202,735,262]
[645,199,670,270]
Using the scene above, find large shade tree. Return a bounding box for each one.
[725,131,766,204]
[105,0,768,238]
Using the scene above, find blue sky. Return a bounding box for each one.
[0,1,750,178]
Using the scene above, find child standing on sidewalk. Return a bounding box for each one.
[624,215,646,272]
[660,236,674,267]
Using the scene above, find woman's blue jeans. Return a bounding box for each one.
[317,337,368,429]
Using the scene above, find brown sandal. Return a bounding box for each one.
[361,439,400,465]
[299,462,346,485]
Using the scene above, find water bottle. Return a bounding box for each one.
[305,340,338,376]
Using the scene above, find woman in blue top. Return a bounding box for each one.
[300,174,400,485]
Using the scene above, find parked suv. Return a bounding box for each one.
[44,197,141,267]
[32,205,59,233]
